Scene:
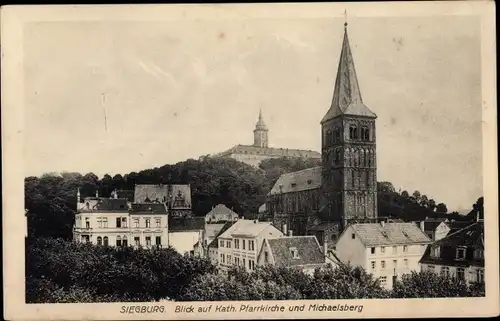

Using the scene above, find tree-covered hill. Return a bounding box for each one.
[25,156,479,240]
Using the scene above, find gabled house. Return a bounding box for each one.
[332,222,431,289]
[217,219,284,272]
[419,221,484,285]
[257,235,330,275]
[206,220,237,264]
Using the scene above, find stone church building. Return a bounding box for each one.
[213,109,321,167]
[267,23,380,245]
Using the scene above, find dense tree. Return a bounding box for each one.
[392,270,483,298]
[436,203,448,214]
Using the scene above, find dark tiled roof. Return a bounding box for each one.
[308,222,338,232]
[207,221,236,249]
[130,203,168,214]
[444,220,474,234]
[80,198,129,212]
[265,236,325,267]
[422,220,444,232]
[168,217,205,232]
[205,204,239,223]
[419,222,484,267]
[268,166,322,195]
[349,222,431,247]
[215,144,321,159]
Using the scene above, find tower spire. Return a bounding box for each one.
[253,109,269,148]
[321,21,376,123]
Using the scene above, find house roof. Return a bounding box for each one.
[422,220,444,232]
[419,222,484,267]
[268,166,322,195]
[219,219,279,239]
[264,236,325,267]
[205,204,239,223]
[348,222,431,247]
[168,217,205,232]
[444,220,474,234]
[205,223,227,240]
[207,221,236,248]
[214,144,321,159]
[134,184,192,209]
[322,24,376,123]
[79,198,129,213]
[435,221,484,248]
[130,203,168,214]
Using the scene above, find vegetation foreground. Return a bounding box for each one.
[26,237,485,303]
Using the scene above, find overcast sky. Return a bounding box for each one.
[23,15,482,211]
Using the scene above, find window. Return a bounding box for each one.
[227,255,232,263]
[226,241,231,248]
[134,237,140,246]
[221,254,225,264]
[334,149,340,164]
[243,258,246,267]
[234,239,240,249]
[381,247,386,254]
[249,240,255,251]
[393,246,398,254]
[431,246,440,258]
[145,219,150,228]
[156,218,161,228]
[116,218,121,228]
[371,261,376,270]
[97,236,102,246]
[441,266,450,277]
[146,236,151,246]
[85,218,90,229]
[349,126,358,139]
[404,259,408,268]
[122,217,127,228]
[155,236,161,246]
[103,236,109,246]
[103,218,108,228]
[457,267,465,281]
[393,260,397,268]
[427,265,435,273]
[335,129,341,142]
[133,219,139,228]
[456,247,466,260]
[381,261,386,270]
[403,245,408,253]
[361,126,370,141]
[122,236,128,247]
[242,240,246,250]
[97,218,102,228]
[116,236,122,247]
[249,260,255,270]
[264,251,269,263]
[379,276,387,286]
[371,247,375,254]
[477,269,484,283]
[290,247,299,259]
[474,249,484,260]
[351,233,356,240]
[220,240,224,248]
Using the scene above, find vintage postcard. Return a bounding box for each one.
[2,2,498,320]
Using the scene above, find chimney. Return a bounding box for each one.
[420,220,425,232]
[288,230,293,237]
[323,239,328,257]
[283,224,288,236]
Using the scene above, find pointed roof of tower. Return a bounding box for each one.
[322,23,376,123]
[255,109,268,130]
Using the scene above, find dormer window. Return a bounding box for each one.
[456,247,466,260]
[291,183,297,188]
[307,180,312,185]
[431,245,440,258]
[289,247,299,259]
[474,249,484,260]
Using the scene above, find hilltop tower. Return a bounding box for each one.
[320,22,378,236]
[253,109,269,148]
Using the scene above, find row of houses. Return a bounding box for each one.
[196,214,484,290]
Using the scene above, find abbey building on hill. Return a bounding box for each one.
[212,110,321,167]
[267,22,380,246]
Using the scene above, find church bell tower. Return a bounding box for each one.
[320,22,378,233]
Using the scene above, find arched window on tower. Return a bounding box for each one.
[363,127,370,141]
[351,171,356,189]
[326,130,332,146]
[349,126,358,140]
[368,149,372,167]
[335,128,341,143]
[334,149,341,165]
